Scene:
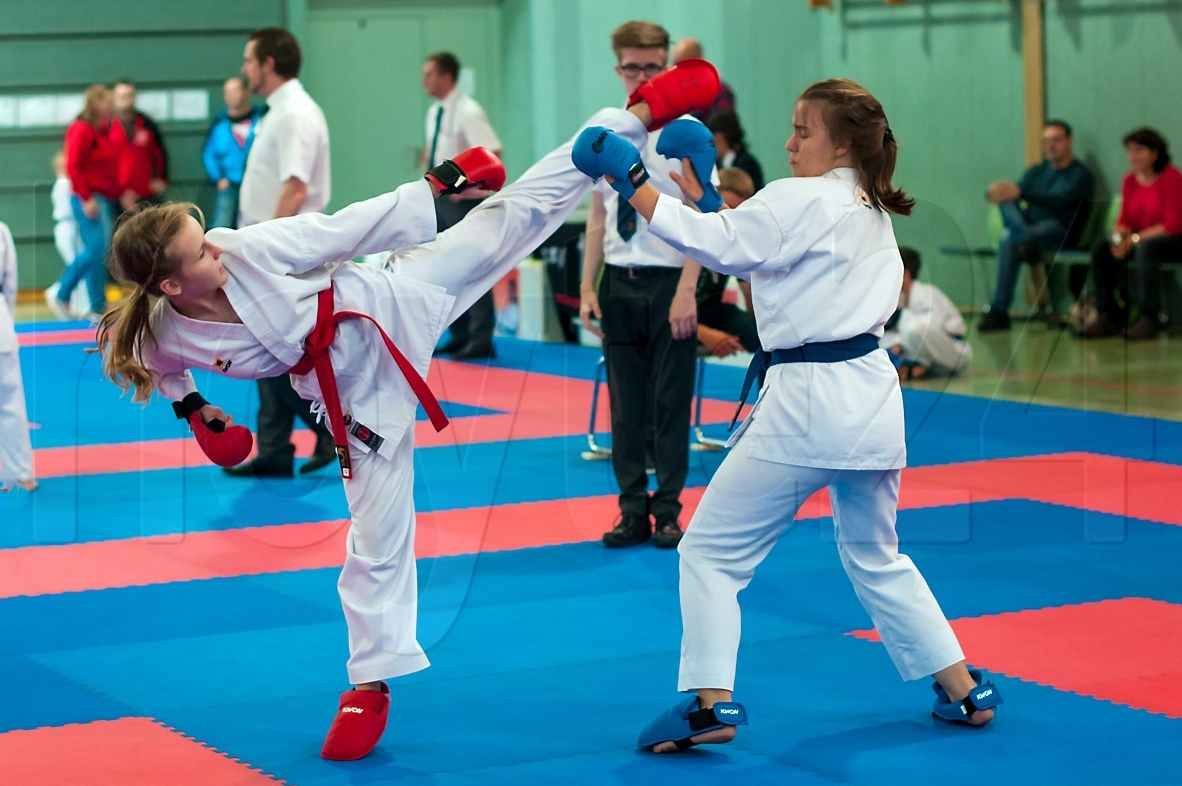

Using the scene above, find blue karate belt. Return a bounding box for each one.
[729,333,880,430]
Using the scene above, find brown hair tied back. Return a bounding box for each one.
[799,79,914,217]
[93,203,203,402]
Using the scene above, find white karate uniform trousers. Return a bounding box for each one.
[0,301,34,487]
[677,436,964,692]
[339,107,648,685]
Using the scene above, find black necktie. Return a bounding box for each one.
[428,105,443,168]
[617,194,637,242]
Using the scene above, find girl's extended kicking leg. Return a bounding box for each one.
[390,106,649,328]
[320,429,428,761]
[640,435,834,753]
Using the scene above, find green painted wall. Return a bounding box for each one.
[303,0,502,211]
[5,0,1182,308]
[0,0,286,289]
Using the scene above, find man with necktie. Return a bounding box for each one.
[421,51,503,361]
[578,21,713,551]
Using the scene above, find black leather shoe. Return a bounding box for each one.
[450,343,496,361]
[976,309,1011,332]
[300,449,338,474]
[603,514,652,548]
[223,458,294,478]
[652,517,684,549]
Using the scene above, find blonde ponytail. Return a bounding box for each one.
[89,203,202,402]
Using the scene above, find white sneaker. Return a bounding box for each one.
[44,284,71,321]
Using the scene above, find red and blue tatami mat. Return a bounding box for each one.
[3,321,1181,784]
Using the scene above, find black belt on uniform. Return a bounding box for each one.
[608,264,682,278]
[729,333,881,429]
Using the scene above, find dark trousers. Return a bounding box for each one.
[698,297,760,352]
[254,375,334,469]
[437,194,495,352]
[599,265,697,522]
[1091,233,1182,320]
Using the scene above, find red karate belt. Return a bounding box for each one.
[289,285,449,479]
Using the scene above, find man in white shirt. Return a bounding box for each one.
[579,20,704,550]
[422,51,504,361]
[881,247,972,380]
[226,27,336,478]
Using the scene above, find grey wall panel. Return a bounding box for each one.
[0,37,258,90]
[0,0,284,38]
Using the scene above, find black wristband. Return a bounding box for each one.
[426,160,467,195]
[172,392,209,421]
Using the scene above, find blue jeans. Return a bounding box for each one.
[989,202,1068,312]
[58,195,114,313]
[211,184,240,229]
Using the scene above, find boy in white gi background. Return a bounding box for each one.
[0,220,38,493]
[881,246,972,381]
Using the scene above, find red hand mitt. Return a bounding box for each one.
[628,58,721,130]
[189,412,253,468]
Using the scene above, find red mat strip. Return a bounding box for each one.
[0,717,285,785]
[33,360,742,477]
[5,452,1180,599]
[17,328,97,348]
[849,598,1182,719]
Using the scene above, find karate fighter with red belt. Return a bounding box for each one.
[94,59,721,762]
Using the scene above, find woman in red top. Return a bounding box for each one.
[1079,127,1182,339]
[46,85,135,319]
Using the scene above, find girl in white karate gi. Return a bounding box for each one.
[595,79,999,751]
[95,103,654,760]
[0,221,38,493]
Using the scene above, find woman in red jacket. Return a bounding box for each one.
[46,85,135,320]
[1078,127,1182,340]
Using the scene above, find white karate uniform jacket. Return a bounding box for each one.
[647,167,906,470]
[144,179,448,460]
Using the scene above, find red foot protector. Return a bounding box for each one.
[189,412,253,468]
[628,58,720,130]
[320,682,390,761]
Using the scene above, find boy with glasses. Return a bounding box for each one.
[580,20,715,550]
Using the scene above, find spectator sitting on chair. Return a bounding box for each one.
[706,111,763,192]
[882,247,972,380]
[697,168,758,358]
[978,119,1094,332]
[1076,127,1182,341]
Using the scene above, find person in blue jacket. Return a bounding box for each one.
[202,77,264,229]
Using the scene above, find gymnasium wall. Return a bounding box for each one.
[4,0,1182,310]
[0,0,287,290]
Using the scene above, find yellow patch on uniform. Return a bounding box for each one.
[214,358,233,373]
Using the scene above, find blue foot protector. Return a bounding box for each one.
[655,118,724,213]
[637,695,748,751]
[932,669,1003,725]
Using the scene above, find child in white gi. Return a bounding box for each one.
[95,97,680,761]
[881,247,972,380]
[0,221,38,493]
[48,151,88,317]
[572,77,1001,753]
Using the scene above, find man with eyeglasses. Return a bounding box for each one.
[580,20,715,551]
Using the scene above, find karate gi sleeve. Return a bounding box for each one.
[208,179,438,277]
